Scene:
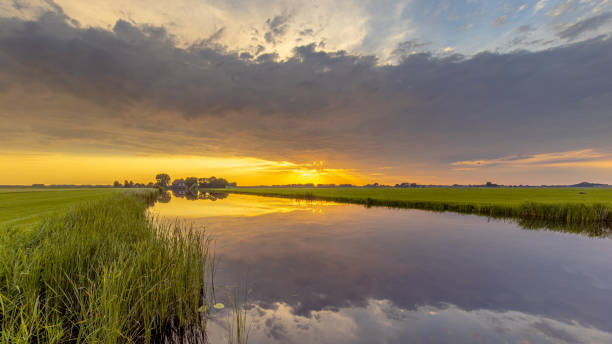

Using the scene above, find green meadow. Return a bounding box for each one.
[0,188,123,228]
[227,187,612,227]
[0,189,213,343]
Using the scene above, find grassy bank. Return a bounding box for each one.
[0,188,124,228]
[226,188,612,227]
[0,190,212,343]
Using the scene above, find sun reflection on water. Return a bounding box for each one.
[151,193,338,219]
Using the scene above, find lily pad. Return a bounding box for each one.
[213,303,225,310]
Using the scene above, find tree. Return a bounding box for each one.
[185,177,198,189]
[197,176,231,188]
[113,181,121,188]
[185,177,199,195]
[155,173,171,188]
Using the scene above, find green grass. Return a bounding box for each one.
[0,188,125,228]
[0,190,213,343]
[227,187,612,227]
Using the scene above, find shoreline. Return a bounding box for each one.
[219,187,612,229]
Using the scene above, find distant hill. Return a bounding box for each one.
[570,182,610,188]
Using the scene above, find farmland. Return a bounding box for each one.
[226,187,612,226]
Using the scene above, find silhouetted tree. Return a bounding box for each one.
[185,191,198,200]
[198,176,232,188]
[113,181,122,188]
[185,177,198,189]
[155,173,171,188]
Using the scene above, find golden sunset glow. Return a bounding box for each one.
[1,153,366,186]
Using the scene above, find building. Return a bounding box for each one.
[171,179,186,190]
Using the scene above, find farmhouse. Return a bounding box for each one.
[171,179,186,190]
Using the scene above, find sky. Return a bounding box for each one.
[1,0,612,185]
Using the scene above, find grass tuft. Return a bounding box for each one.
[0,190,213,343]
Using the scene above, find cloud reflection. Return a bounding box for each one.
[152,194,612,337]
[207,300,612,344]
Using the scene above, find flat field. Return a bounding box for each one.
[231,187,612,205]
[0,188,122,227]
[227,187,612,226]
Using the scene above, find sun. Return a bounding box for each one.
[292,168,324,184]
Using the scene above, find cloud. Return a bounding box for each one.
[264,12,291,44]
[391,39,431,59]
[549,0,576,17]
[493,15,507,27]
[557,11,612,40]
[535,0,548,13]
[516,24,535,33]
[206,301,612,344]
[1,12,612,182]
[460,23,473,31]
[451,150,610,169]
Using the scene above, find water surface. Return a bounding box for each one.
[151,192,612,344]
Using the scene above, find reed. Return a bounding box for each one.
[224,283,250,344]
[0,190,213,343]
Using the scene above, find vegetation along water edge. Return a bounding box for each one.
[0,189,214,343]
[223,187,612,229]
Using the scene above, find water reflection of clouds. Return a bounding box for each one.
[153,194,612,342]
[208,300,612,344]
[207,204,612,335]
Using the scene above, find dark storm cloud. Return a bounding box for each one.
[557,12,612,41]
[0,12,378,119]
[1,11,612,166]
[391,39,431,59]
[264,13,290,44]
[200,27,225,45]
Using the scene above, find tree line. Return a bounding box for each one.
[112,180,155,188]
[155,173,236,189]
[112,173,236,189]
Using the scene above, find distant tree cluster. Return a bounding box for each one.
[155,173,171,188]
[112,180,155,188]
[364,182,392,188]
[158,175,236,201]
[268,183,315,188]
[395,182,418,188]
[197,176,236,189]
[163,175,237,194]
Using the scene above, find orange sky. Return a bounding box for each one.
[1,153,367,186]
[4,150,612,186]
